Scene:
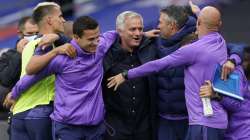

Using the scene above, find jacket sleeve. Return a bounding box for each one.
[220,96,242,112]
[227,43,244,65]
[0,50,21,88]
[11,72,48,100]
[96,31,117,59]
[54,33,71,46]
[11,55,63,100]
[220,66,247,112]
[128,44,196,79]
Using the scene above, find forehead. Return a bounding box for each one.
[124,16,143,28]
[23,21,37,30]
[82,27,100,38]
[24,20,34,28]
[159,13,170,21]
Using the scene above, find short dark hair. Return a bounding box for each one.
[73,16,99,37]
[32,2,59,24]
[183,5,195,17]
[18,16,33,32]
[160,5,188,29]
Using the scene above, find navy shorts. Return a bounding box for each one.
[11,104,53,140]
[52,121,105,140]
[11,118,52,140]
[185,125,225,140]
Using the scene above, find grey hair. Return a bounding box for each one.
[116,11,143,30]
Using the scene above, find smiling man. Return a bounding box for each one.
[6,16,116,140]
[107,6,229,140]
[102,11,157,140]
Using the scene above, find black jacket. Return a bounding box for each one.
[102,36,157,139]
[0,48,21,88]
[0,48,21,106]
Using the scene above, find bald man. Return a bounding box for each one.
[196,6,222,38]
[107,6,228,140]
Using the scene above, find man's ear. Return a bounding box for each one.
[197,19,201,26]
[171,22,178,31]
[47,16,53,25]
[116,28,123,36]
[218,20,222,28]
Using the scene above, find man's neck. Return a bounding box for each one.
[198,30,210,39]
[39,30,55,35]
[39,26,55,35]
[121,45,133,53]
[120,40,134,53]
[198,27,218,39]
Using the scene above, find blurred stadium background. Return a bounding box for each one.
[0,0,249,49]
[0,0,249,139]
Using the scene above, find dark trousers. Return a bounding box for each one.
[104,129,151,140]
[103,119,152,140]
[103,112,152,140]
[11,117,52,140]
[158,117,188,140]
[52,121,105,140]
[185,125,225,140]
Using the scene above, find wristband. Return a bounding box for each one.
[227,58,236,65]
[121,70,128,80]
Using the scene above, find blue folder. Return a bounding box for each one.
[212,65,244,100]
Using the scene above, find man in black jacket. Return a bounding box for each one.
[0,16,38,109]
[155,6,196,140]
[102,11,157,140]
[147,5,243,140]
[0,49,21,109]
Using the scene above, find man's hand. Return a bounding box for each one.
[200,80,215,98]
[3,93,16,109]
[221,60,235,80]
[38,34,60,50]
[189,0,201,15]
[53,43,77,58]
[144,29,160,38]
[16,38,29,53]
[107,73,126,91]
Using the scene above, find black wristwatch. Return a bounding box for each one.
[121,70,128,80]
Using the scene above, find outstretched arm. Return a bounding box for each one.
[107,44,195,90]
[26,43,75,75]
[189,0,201,17]
[13,55,62,100]
[3,56,62,108]
[144,29,160,38]
[3,70,52,109]
[96,31,117,58]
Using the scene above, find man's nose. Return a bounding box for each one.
[134,29,142,36]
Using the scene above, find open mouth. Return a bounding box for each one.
[133,37,141,41]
